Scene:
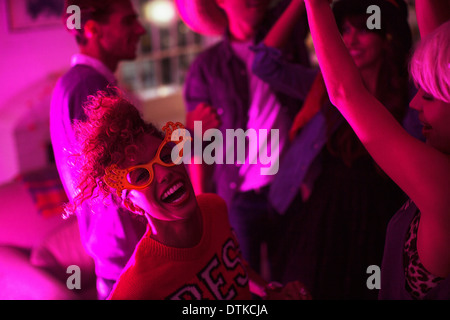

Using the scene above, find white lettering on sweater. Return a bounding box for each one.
[166,237,248,300]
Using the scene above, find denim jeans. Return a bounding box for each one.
[228,186,286,281]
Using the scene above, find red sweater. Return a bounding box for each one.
[108,194,252,300]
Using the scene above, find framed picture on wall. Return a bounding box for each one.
[6,0,64,32]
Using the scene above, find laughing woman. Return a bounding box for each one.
[303,0,450,299]
[68,89,310,300]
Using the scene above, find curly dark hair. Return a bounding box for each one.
[67,88,163,215]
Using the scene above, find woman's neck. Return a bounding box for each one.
[145,208,203,248]
[360,60,383,95]
[228,19,257,42]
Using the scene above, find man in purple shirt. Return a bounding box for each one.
[50,0,146,299]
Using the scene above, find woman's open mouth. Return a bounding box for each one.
[161,181,188,204]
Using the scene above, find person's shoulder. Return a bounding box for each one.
[190,40,227,66]
[54,65,110,99]
[59,65,109,90]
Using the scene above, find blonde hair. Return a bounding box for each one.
[410,21,450,103]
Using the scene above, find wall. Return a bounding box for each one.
[0,0,77,106]
[141,90,186,129]
[0,0,77,184]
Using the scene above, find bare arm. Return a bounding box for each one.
[184,59,221,195]
[304,0,450,275]
[415,0,450,37]
[264,0,306,49]
[185,103,220,194]
[251,0,316,100]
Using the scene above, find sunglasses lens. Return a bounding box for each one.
[127,167,151,187]
[159,143,175,164]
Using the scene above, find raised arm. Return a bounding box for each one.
[263,0,306,49]
[304,0,450,276]
[183,58,219,195]
[415,0,450,37]
[251,0,318,101]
